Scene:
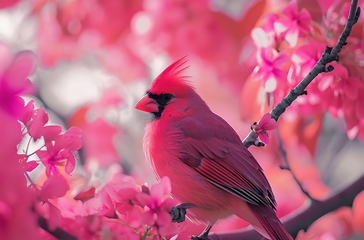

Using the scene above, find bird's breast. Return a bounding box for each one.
[143,121,234,223]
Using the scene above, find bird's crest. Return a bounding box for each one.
[149,57,195,96]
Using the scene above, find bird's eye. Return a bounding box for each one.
[159,94,174,105]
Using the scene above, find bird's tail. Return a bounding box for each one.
[248,204,293,240]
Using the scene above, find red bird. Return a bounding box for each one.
[135,58,292,240]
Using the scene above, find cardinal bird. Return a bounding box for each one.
[135,58,292,240]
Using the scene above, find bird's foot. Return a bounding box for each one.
[169,203,194,223]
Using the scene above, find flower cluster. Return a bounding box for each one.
[0,42,186,239]
[250,0,364,141]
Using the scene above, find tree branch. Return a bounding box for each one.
[209,173,364,240]
[242,0,361,149]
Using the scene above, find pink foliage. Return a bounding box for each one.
[249,0,364,140]
[274,0,312,47]
[2,0,364,239]
[0,43,39,239]
[0,0,20,9]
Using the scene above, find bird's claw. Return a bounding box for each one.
[170,205,187,223]
[170,203,196,223]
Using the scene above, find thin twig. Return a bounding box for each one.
[275,129,316,201]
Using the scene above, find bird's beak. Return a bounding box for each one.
[135,95,159,113]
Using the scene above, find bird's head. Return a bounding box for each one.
[135,57,197,119]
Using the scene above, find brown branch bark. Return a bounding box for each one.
[209,174,364,239]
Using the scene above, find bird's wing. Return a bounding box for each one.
[178,116,276,209]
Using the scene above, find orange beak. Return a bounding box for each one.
[135,95,159,113]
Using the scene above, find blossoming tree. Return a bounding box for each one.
[0,0,364,239]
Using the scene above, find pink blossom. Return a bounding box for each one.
[40,174,70,200]
[254,47,289,92]
[0,111,39,239]
[86,174,140,217]
[136,177,178,235]
[290,40,326,85]
[274,0,311,47]
[0,0,20,9]
[51,198,102,240]
[36,127,82,176]
[288,41,327,115]
[31,0,143,67]
[0,43,36,119]
[252,113,278,145]
[251,14,281,48]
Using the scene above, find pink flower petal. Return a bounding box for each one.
[140,210,155,226]
[318,75,333,91]
[285,25,299,47]
[26,160,39,172]
[150,176,171,201]
[274,18,291,34]
[299,9,312,32]
[28,108,49,140]
[347,126,359,140]
[57,126,82,151]
[344,83,358,100]
[251,28,271,48]
[19,100,34,124]
[117,187,138,202]
[264,76,277,93]
[3,50,36,96]
[115,202,134,214]
[160,198,179,210]
[259,113,271,126]
[156,209,172,226]
[42,125,62,142]
[282,1,298,20]
[259,132,270,145]
[65,153,76,174]
[264,118,278,130]
[40,174,70,200]
[74,187,96,202]
[272,51,289,67]
[136,192,153,207]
